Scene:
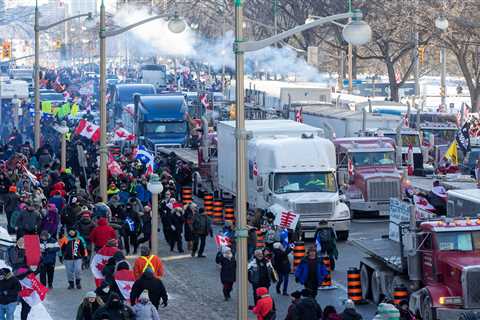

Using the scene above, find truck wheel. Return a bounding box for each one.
[337,230,349,241]
[421,295,435,320]
[360,264,371,300]
[371,270,383,305]
[458,312,480,320]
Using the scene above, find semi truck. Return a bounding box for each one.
[139,64,167,91]
[110,83,156,118]
[334,137,402,216]
[353,201,480,320]
[132,94,190,151]
[217,120,351,240]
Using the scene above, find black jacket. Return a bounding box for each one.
[16,210,41,233]
[92,293,135,320]
[192,214,212,236]
[216,252,236,283]
[130,271,168,309]
[272,247,291,274]
[0,271,21,305]
[75,217,95,242]
[339,308,363,320]
[292,297,323,320]
[5,246,26,271]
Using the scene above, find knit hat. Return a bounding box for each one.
[256,287,268,297]
[85,291,96,299]
[291,291,302,299]
[343,299,356,310]
[301,288,315,298]
[139,291,150,303]
[8,186,16,193]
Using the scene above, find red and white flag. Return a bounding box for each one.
[75,119,100,142]
[113,128,135,142]
[215,235,231,248]
[414,195,436,212]
[295,107,303,123]
[19,273,48,307]
[108,153,123,176]
[200,94,210,110]
[274,211,300,229]
[403,113,409,127]
[90,246,119,286]
[252,161,258,177]
[348,158,354,177]
[114,269,135,301]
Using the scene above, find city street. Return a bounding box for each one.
[26,218,386,320]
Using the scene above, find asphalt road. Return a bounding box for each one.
[21,217,389,320]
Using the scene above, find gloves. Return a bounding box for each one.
[161,300,168,308]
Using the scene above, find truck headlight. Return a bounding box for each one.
[439,296,463,305]
[337,210,350,219]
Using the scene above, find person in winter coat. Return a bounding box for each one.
[89,217,117,251]
[250,287,275,320]
[314,220,338,270]
[183,202,196,251]
[122,203,141,255]
[168,204,184,253]
[41,204,59,238]
[133,246,165,280]
[215,247,236,300]
[323,305,341,320]
[48,190,65,212]
[291,288,323,320]
[272,242,291,295]
[137,206,152,249]
[60,228,87,289]
[5,238,26,272]
[0,267,21,320]
[132,291,160,320]
[92,292,135,320]
[130,269,168,310]
[75,211,95,269]
[61,197,82,231]
[76,291,104,320]
[191,207,212,257]
[285,291,302,320]
[339,299,363,320]
[39,230,59,288]
[8,203,25,236]
[3,186,18,234]
[248,249,277,303]
[294,246,328,298]
[15,205,41,237]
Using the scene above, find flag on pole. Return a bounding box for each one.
[444,140,458,165]
[114,269,135,301]
[215,234,231,248]
[456,121,471,154]
[200,94,210,110]
[22,165,39,186]
[113,128,135,142]
[75,119,100,142]
[135,145,155,174]
[19,273,48,307]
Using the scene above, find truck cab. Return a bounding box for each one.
[334,137,401,215]
[110,83,156,118]
[134,94,190,151]
[447,189,480,218]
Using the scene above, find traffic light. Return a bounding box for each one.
[434,48,441,65]
[418,46,425,64]
[54,40,62,49]
[2,41,11,59]
[440,86,446,97]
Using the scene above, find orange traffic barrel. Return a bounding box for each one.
[393,285,409,305]
[347,267,362,303]
[203,193,214,217]
[212,199,224,225]
[293,241,305,270]
[256,230,265,249]
[224,205,235,225]
[182,187,193,206]
[320,256,333,287]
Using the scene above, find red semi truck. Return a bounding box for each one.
[354,201,480,320]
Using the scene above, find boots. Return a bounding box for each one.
[75,279,82,289]
[68,281,74,289]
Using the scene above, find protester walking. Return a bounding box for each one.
[294,246,328,298]
[130,269,168,310]
[92,292,135,320]
[0,268,21,320]
[249,287,275,320]
[291,288,323,320]
[132,291,160,320]
[61,228,87,289]
[89,217,116,252]
[272,241,291,296]
[191,207,212,257]
[133,246,165,280]
[39,230,59,288]
[76,291,104,320]
[215,246,236,301]
[248,249,277,303]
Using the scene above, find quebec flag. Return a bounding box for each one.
[136,145,155,174]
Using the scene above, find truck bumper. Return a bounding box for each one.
[301,218,350,238]
[349,200,390,216]
[436,307,480,320]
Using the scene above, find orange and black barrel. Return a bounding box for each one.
[182,187,193,206]
[320,256,333,287]
[293,241,305,270]
[212,198,224,225]
[224,205,235,225]
[347,267,362,303]
[203,193,214,217]
[393,285,409,305]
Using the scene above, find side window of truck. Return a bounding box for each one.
[420,233,432,250]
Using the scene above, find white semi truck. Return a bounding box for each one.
[217,120,351,240]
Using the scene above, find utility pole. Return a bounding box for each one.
[34,0,40,151]
[99,0,108,202]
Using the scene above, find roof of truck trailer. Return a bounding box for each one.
[300,105,402,121]
[220,120,324,136]
[447,189,480,202]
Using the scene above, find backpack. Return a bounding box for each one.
[264,301,276,320]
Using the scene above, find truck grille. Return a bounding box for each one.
[463,268,480,308]
[367,179,400,202]
[294,202,333,216]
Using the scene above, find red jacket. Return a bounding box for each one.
[252,288,273,320]
[89,218,116,248]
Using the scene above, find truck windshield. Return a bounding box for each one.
[144,122,186,134]
[422,129,457,146]
[436,231,480,251]
[351,151,395,167]
[274,172,337,194]
[384,134,420,148]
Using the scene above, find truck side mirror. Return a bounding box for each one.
[256,176,264,192]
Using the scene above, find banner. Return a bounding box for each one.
[456,121,471,154]
[19,273,48,307]
[274,210,300,230]
[41,101,52,114]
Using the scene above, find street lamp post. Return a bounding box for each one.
[34,0,92,151]
[147,174,163,255]
[233,6,371,319]
[53,121,69,170]
[98,0,186,202]
[436,16,449,108]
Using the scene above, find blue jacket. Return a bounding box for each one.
[135,184,151,204]
[118,191,130,204]
[294,257,328,286]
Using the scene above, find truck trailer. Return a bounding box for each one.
[217,120,350,239]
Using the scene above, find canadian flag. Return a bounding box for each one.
[348,158,354,177]
[295,107,303,123]
[200,94,210,110]
[108,153,123,176]
[75,119,100,142]
[19,273,48,307]
[113,128,135,142]
[114,269,136,301]
[414,195,436,212]
[90,246,119,287]
[215,235,231,249]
